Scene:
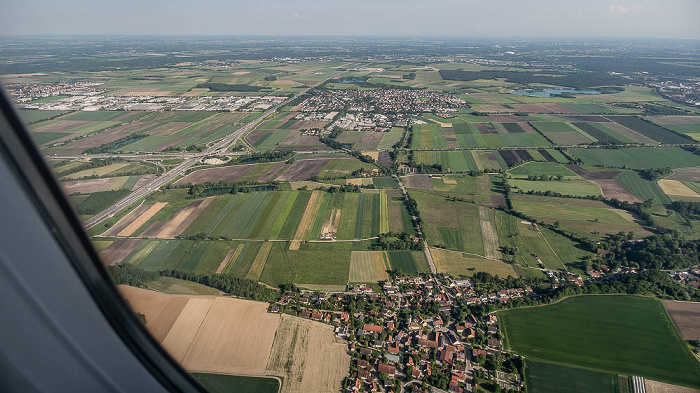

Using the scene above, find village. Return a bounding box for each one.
[297,88,467,115]
[268,274,532,393]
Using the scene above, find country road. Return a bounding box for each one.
[83,72,342,229]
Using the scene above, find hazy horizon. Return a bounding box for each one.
[1,0,698,39]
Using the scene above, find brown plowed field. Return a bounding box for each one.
[133,174,157,189]
[99,238,143,265]
[61,177,116,194]
[515,103,578,114]
[402,174,433,190]
[174,165,255,186]
[141,198,213,238]
[275,158,331,181]
[278,130,328,150]
[102,204,151,237]
[565,165,642,203]
[378,151,393,167]
[118,202,168,237]
[257,162,287,182]
[662,300,700,340]
[667,167,700,182]
[33,120,92,133]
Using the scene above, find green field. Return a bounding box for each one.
[500,295,700,388]
[615,171,670,204]
[508,162,579,179]
[525,361,618,393]
[413,150,492,172]
[509,179,602,197]
[511,194,649,240]
[387,251,430,275]
[260,241,352,287]
[412,190,484,255]
[193,373,280,393]
[569,147,700,169]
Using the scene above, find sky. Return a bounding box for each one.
[1,0,698,39]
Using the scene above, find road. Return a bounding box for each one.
[83,72,341,229]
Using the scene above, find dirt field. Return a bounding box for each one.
[120,286,349,392]
[62,162,130,180]
[515,103,578,114]
[33,120,92,133]
[266,314,350,393]
[402,174,433,190]
[294,191,324,240]
[61,177,117,194]
[478,206,501,260]
[257,162,287,183]
[117,202,168,237]
[565,165,642,203]
[140,198,213,238]
[321,209,342,238]
[120,286,280,375]
[662,300,700,340]
[62,122,152,150]
[99,238,143,265]
[275,158,331,181]
[668,167,700,182]
[659,180,700,198]
[102,204,151,237]
[430,247,517,278]
[174,165,255,186]
[645,379,700,393]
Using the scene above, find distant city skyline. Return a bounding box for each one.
[1,0,698,39]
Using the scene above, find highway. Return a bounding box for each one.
[83,72,341,229]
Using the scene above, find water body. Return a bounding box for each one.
[512,88,601,97]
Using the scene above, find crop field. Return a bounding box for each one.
[511,194,650,239]
[658,180,700,201]
[413,150,494,172]
[571,122,633,143]
[120,287,280,375]
[122,239,236,274]
[412,191,485,255]
[568,147,700,169]
[260,242,352,287]
[386,251,430,275]
[19,109,68,124]
[508,162,579,179]
[509,179,602,197]
[429,248,517,278]
[608,116,694,144]
[377,127,406,150]
[525,361,618,393]
[500,295,700,388]
[193,374,279,393]
[349,251,390,282]
[266,314,351,393]
[615,172,671,204]
[530,121,595,145]
[176,162,286,185]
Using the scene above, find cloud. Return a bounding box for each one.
[289,11,299,18]
[608,4,641,15]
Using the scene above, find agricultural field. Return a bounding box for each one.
[499,295,700,389]
[615,172,671,204]
[658,179,700,202]
[429,247,517,278]
[524,361,619,393]
[193,374,279,393]
[511,194,651,240]
[120,287,349,393]
[663,300,700,340]
[568,147,700,170]
[60,174,155,194]
[411,121,550,149]
[607,116,695,144]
